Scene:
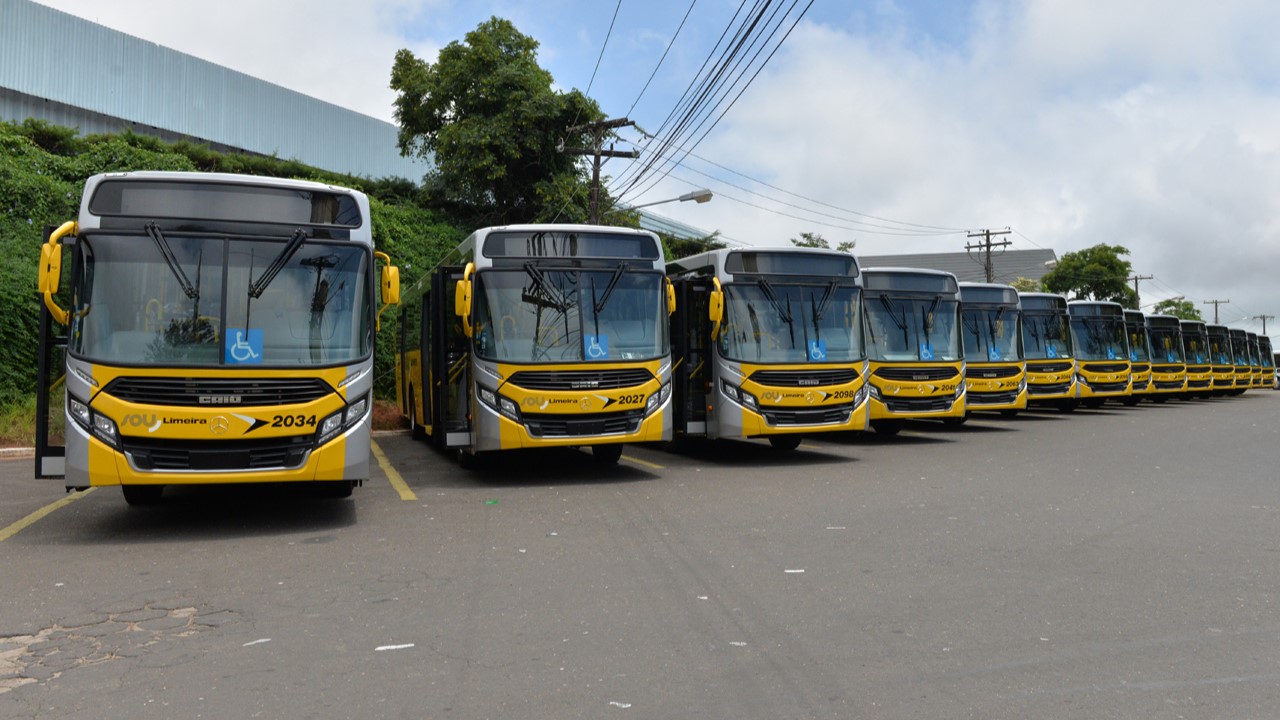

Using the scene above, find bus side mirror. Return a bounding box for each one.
[666,278,676,316]
[454,262,474,337]
[39,221,76,325]
[381,265,400,306]
[708,277,724,340]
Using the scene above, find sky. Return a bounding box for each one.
[31,0,1280,338]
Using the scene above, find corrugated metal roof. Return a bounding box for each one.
[0,0,429,180]
[856,249,1058,284]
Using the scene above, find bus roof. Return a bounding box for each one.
[861,267,959,294]
[958,282,1019,306]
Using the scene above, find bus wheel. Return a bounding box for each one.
[1121,396,1141,406]
[768,435,802,451]
[1082,398,1104,408]
[999,409,1020,418]
[871,420,901,436]
[457,449,484,470]
[1057,400,1078,413]
[941,415,968,426]
[122,485,163,507]
[591,444,624,464]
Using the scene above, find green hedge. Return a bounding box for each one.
[0,119,460,403]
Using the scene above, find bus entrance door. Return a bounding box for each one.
[429,266,471,449]
[672,277,713,437]
[35,225,67,481]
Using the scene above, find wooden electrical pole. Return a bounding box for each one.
[1203,299,1230,324]
[965,228,1012,282]
[1253,314,1274,334]
[1128,274,1153,307]
[562,117,640,224]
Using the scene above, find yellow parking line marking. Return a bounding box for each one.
[371,440,416,501]
[621,454,664,470]
[0,488,96,542]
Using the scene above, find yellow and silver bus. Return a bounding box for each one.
[397,225,672,466]
[957,282,1026,416]
[1066,301,1131,407]
[35,172,400,503]
[1259,336,1275,390]
[861,268,965,434]
[666,247,869,450]
[1205,324,1236,395]
[1247,332,1265,389]
[1019,292,1078,412]
[1143,314,1186,401]
[1179,320,1213,398]
[1122,309,1153,405]
[1229,328,1252,395]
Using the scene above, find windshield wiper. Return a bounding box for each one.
[812,280,840,322]
[249,229,307,298]
[757,277,792,323]
[878,294,910,348]
[593,263,627,315]
[145,223,198,300]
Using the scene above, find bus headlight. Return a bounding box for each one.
[477,384,521,423]
[853,383,869,407]
[645,382,672,416]
[317,393,371,445]
[69,395,120,450]
[719,380,758,411]
[867,383,883,401]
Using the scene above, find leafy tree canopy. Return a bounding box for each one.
[391,17,606,226]
[1009,277,1041,293]
[790,231,854,253]
[1152,297,1202,321]
[1041,243,1137,307]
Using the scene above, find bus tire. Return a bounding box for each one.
[1082,398,1104,408]
[457,449,484,470]
[999,409,1020,418]
[1057,400,1078,413]
[941,415,968,426]
[871,420,901,436]
[122,484,163,506]
[314,480,355,499]
[1121,396,1141,406]
[768,435,802,451]
[591,444,624,464]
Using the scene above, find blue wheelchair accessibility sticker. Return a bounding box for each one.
[807,339,827,361]
[225,328,263,365]
[584,334,609,360]
[920,342,934,361]
[1046,345,1057,359]
[988,346,1001,361]
[1129,349,1138,362]
[1106,347,1116,360]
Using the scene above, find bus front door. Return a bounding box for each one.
[429,266,471,449]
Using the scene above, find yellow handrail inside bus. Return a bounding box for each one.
[38,221,77,325]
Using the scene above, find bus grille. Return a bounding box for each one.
[761,404,853,426]
[874,367,959,382]
[1186,379,1211,389]
[965,366,1021,379]
[1088,382,1128,393]
[1027,361,1074,373]
[1028,382,1071,395]
[1131,363,1150,373]
[883,396,955,413]
[105,377,333,407]
[749,369,860,387]
[523,410,645,437]
[1151,364,1184,374]
[1154,380,1185,390]
[967,390,1020,406]
[506,369,653,391]
[1081,363,1128,373]
[123,437,313,471]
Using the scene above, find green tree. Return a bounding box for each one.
[789,231,854,253]
[1010,277,1041,293]
[1041,244,1137,307]
[1152,297,1202,320]
[390,17,605,226]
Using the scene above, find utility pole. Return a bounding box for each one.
[1253,314,1275,334]
[965,228,1012,283]
[1203,299,1230,324]
[1127,274,1153,307]
[561,117,640,224]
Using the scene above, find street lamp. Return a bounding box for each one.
[627,188,713,210]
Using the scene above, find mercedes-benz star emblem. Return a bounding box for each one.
[211,416,229,434]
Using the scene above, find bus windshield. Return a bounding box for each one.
[69,233,371,366]
[1148,328,1185,363]
[961,306,1021,362]
[1070,316,1126,362]
[718,280,862,363]
[1184,334,1208,364]
[471,267,668,363]
[864,294,961,362]
[1127,326,1151,363]
[1022,313,1073,360]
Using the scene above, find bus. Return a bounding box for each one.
[1122,309,1153,405]
[1018,292,1078,411]
[1261,337,1276,389]
[1179,320,1212,398]
[666,247,868,450]
[1247,332,1265,389]
[396,224,673,466]
[35,172,400,504]
[957,283,1025,416]
[1205,324,1235,395]
[1227,328,1251,395]
[861,268,965,433]
[1066,301,1131,406]
[1144,314,1186,401]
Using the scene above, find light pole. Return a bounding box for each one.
[626,188,713,210]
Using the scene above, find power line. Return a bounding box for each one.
[965,228,1012,283]
[584,0,623,97]
[625,0,699,118]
